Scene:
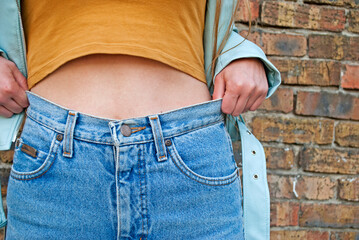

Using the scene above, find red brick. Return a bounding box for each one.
[258,87,294,113]
[268,175,335,200]
[240,31,307,56]
[304,0,359,8]
[0,150,13,164]
[296,176,336,200]
[264,146,295,170]
[300,203,359,228]
[271,230,329,240]
[261,2,346,32]
[262,33,306,56]
[338,178,359,201]
[335,122,359,148]
[252,116,334,144]
[309,35,359,61]
[1,187,5,198]
[232,141,242,165]
[0,169,9,196]
[348,9,359,33]
[270,201,299,226]
[269,58,341,86]
[300,148,359,174]
[342,64,359,90]
[238,29,260,45]
[296,91,359,120]
[235,0,260,22]
[268,175,295,199]
[330,232,359,240]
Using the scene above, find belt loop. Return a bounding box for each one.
[108,122,120,147]
[63,111,78,158]
[148,115,167,162]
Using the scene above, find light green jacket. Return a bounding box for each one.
[0,1,281,239]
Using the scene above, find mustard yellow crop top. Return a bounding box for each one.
[22,1,207,89]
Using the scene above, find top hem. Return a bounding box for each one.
[27,43,207,89]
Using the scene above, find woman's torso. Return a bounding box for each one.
[24,1,211,119]
[31,54,211,119]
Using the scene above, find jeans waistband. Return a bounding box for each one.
[25,91,224,146]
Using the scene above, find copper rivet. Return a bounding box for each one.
[165,139,172,146]
[252,150,256,155]
[254,174,259,179]
[56,134,63,141]
[120,124,132,137]
[15,138,21,147]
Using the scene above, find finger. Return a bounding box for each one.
[10,62,28,91]
[212,74,225,100]
[6,71,29,108]
[244,85,267,112]
[12,86,29,108]
[243,91,259,112]
[0,105,14,118]
[4,78,29,108]
[0,107,13,118]
[221,92,239,115]
[249,94,266,111]
[231,94,249,116]
[4,98,24,114]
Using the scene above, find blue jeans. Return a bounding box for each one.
[6,92,244,239]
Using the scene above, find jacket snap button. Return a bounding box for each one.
[56,134,63,141]
[120,124,132,137]
[165,139,172,146]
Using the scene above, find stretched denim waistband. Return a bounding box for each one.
[25,91,224,146]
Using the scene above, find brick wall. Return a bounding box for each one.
[236,0,359,239]
[0,1,358,239]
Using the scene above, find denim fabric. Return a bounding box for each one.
[6,92,244,240]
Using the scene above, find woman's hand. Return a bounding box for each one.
[0,57,29,118]
[212,58,268,116]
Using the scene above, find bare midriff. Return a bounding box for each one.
[30,54,212,120]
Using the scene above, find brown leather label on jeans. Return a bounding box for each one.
[20,143,38,158]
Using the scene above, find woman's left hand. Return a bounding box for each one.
[212,58,268,116]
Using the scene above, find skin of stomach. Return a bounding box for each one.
[31,54,212,119]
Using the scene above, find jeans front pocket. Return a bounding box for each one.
[167,121,239,186]
[10,117,61,181]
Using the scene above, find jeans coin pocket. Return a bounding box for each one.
[167,122,239,186]
[10,117,61,181]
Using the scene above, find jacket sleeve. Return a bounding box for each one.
[215,26,281,99]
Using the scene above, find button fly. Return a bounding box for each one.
[120,124,132,137]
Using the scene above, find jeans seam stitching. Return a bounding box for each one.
[168,145,238,186]
[27,114,115,145]
[10,139,60,180]
[138,148,145,238]
[26,114,223,146]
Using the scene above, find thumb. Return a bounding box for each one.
[11,65,28,91]
[212,74,225,100]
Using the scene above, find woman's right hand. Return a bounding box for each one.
[0,56,29,118]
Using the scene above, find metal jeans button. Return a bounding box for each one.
[165,139,172,146]
[120,124,132,137]
[56,134,63,141]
